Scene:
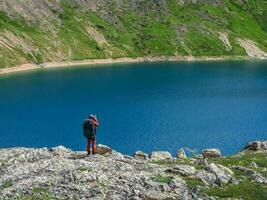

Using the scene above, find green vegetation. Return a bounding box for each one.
[152,175,173,184]
[32,187,49,194]
[0,0,266,68]
[200,153,267,199]
[208,153,267,169]
[185,178,204,189]
[203,180,267,200]
[78,166,92,172]
[1,179,13,189]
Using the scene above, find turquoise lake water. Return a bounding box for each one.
[0,61,267,156]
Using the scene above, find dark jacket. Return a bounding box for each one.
[83,119,96,139]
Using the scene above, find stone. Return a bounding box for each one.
[133,151,148,160]
[49,146,71,156]
[149,151,172,160]
[176,148,187,159]
[194,158,208,166]
[166,165,197,176]
[243,141,267,152]
[202,148,222,158]
[193,170,217,185]
[233,166,267,185]
[250,161,258,168]
[206,163,234,186]
[143,189,176,200]
[96,144,112,155]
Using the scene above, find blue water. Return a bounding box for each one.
[0,61,267,156]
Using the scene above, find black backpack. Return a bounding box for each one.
[83,119,93,137]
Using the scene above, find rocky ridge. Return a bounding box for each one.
[0,141,267,200]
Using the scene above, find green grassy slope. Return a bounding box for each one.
[0,0,266,68]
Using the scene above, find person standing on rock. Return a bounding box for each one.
[83,114,99,155]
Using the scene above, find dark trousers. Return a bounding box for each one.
[87,138,96,155]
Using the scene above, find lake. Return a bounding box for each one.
[0,61,267,156]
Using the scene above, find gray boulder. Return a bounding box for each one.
[243,141,267,152]
[233,166,267,185]
[206,163,234,186]
[96,144,112,155]
[202,148,222,158]
[249,161,258,169]
[176,148,187,159]
[133,151,148,160]
[193,170,217,185]
[166,165,197,176]
[49,146,71,156]
[149,151,172,160]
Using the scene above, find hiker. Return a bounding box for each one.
[83,114,99,155]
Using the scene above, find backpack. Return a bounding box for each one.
[83,119,92,138]
[83,116,99,138]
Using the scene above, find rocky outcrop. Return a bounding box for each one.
[96,144,113,154]
[242,141,267,153]
[192,170,216,186]
[202,148,222,158]
[133,151,148,160]
[0,141,266,199]
[218,32,232,51]
[50,145,72,156]
[149,151,172,160]
[176,148,187,159]
[232,166,267,185]
[0,146,192,200]
[166,165,197,176]
[206,163,234,186]
[237,39,267,59]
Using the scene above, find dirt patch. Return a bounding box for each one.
[237,38,267,59]
[218,32,232,51]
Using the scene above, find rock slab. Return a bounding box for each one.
[202,148,222,158]
[133,151,148,160]
[149,151,172,160]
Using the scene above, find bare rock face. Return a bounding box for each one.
[96,144,113,154]
[206,163,234,186]
[0,146,192,200]
[149,151,172,160]
[192,170,217,185]
[202,148,222,158]
[176,148,187,159]
[166,165,197,176]
[0,0,61,28]
[243,141,267,152]
[133,151,148,160]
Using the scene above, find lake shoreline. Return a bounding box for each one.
[0,55,259,76]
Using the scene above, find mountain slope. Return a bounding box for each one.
[0,0,266,68]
